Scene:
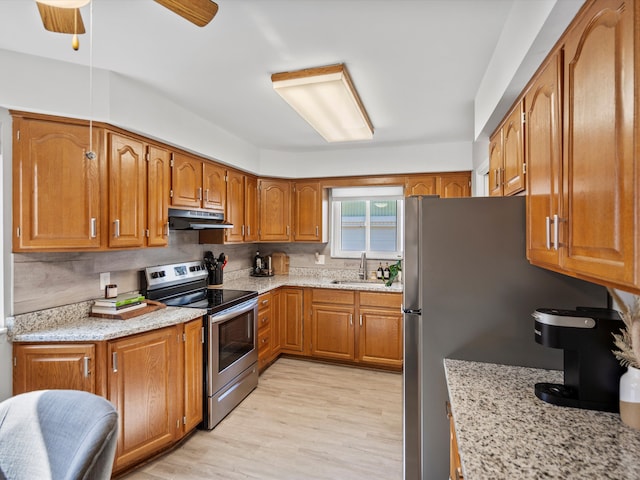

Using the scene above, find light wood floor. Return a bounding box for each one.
[121,358,403,480]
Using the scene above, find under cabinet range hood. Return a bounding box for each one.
[168,208,233,230]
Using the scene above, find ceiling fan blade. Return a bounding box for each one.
[154,0,218,27]
[36,2,86,34]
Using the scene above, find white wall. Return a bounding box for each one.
[0,49,260,174]
[259,141,472,178]
[0,109,11,401]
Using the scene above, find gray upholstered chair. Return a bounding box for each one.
[0,389,118,480]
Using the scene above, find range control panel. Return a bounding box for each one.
[143,260,208,290]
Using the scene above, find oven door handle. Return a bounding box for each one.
[210,299,257,324]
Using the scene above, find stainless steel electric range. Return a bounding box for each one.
[141,260,258,430]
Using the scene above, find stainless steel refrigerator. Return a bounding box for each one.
[402,195,607,480]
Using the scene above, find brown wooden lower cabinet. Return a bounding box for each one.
[272,287,403,371]
[11,317,204,475]
[447,401,464,480]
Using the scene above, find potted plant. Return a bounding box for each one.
[610,288,640,429]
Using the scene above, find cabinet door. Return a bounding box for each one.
[502,103,525,196]
[108,132,146,248]
[488,130,503,197]
[405,175,438,196]
[562,0,636,287]
[12,117,102,251]
[311,304,355,361]
[244,175,259,243]
[439,173,471,198]
[357,307,403,368]
[203,162,226,212]
[259,179,291,241]
[279,288,304,353]
[293,181,323,241]
[171,153,203,208]
[147,145,171,247]
[13,344,96,395]
[225,170,245,243]
[108,327,179,471]
[182,319,203,434]
[526,52,562,267]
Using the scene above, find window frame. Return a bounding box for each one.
[330,189,404,260]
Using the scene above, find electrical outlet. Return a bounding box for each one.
[315,254,325,265]
[100,272,111,290]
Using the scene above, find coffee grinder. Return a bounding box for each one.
[533,306,624,412]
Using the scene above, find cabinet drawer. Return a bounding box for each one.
[313,289,355,305]
[258,309,271,331]
[258,328,271,358]
[359,291,402,309]
[258,292,271,312]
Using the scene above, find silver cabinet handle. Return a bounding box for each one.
[349,313,353,326]
[114,219,120,238]
[286,225,290,236]
[83,356,90,377]
[112,352,118,373]
[197,187,203,201]
[205,189,209,202]
[90,218,97,238]
[545,216,551,250]
[553,214,559,251]
[316,226,319,237]
[359,314,363,327]
[242,225,245,236]
[247,225,251,236]
[164,222,170,237]
[201,326,205,344]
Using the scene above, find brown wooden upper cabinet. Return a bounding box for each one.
[440,173,471,198]
[405,173,471,198]
[524,0,639,293]
[405,175,438,196]
[525,52,562,268]
[171,153,226,213]
[146,144,171,247]
[107,132,147,248]
[258,178,292,242]
[489,102,525,197]
[220,169,258,243]
[293,181,326,242]
[12,114,103,251]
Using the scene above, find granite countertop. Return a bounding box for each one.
[221,273,403,294]
[444,359,640,479]
[8,302,207,342]
[7,273,401,343]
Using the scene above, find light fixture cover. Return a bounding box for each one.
[271,64,373,143]
[37,0,90,8]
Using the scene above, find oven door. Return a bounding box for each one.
[207,298,258,396]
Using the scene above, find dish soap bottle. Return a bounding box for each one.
[383,263,390,280]
[377,263,384,280]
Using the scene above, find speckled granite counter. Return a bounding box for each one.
[220,273,403,294]
[7,273,400,342]
[444,359,640,479]
[7,300,207,342]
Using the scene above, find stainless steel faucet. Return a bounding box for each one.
[358,252,367,279]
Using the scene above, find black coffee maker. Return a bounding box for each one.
[533,306,624,412]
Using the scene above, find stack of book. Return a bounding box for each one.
[91,293,147,316]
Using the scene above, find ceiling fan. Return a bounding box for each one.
[35,0,219,43]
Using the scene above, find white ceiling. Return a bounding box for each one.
[0,0,549,153]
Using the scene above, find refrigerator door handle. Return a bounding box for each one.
[403,308,422,315]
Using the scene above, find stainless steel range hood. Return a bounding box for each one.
[168,208,233,230]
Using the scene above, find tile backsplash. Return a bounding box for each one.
[12,234,395,314]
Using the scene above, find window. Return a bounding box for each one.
[331,186,404,259]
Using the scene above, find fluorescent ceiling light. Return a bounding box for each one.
[271,64,374,143]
